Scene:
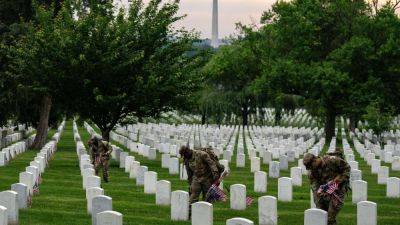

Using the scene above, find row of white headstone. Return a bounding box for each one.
[75,122,123,225]
[0,135,35,167]
[108,121,382,225]
[349,138,400,199]
[0,121,64,225]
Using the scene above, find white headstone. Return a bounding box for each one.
[219,159,229,172]
[263,151,272,165]
[304,208,327,225]
[392,156,400,171]
[258,196,277,225]
[192,201,213,225]
[144,171,157,194]
[350,169,362,183]
[124,156,135,173]
[148,148,157,160]
[171,190,189,221]
[386,177,400,198]
[169,158,179,175]
[86,176,101,190]
[290,167,302,186]
[230,184,246,210]
[0,205,7,225]
[269,161,280,178]
[357,201,376,225]
[226,217,254,225]
[251,157,260,173]
[179,163,188,181]
[278,177,292,202]
[11,183,28,209]
[161,154,170,169]
[86,187,104,214]
[92,195,112,225]
[136,166,148,186]
[371,159,380,174]
[83,168,96,189]
[96,210,122,225]
[236,154,245,168]
[254,171,267,193]
[129,161,140,179]
[279,155,288,170]
[377,166,389,184]
[119,152,128,168]
[19,172,34,196]
[352,180,367,204]
[156,180,171,206]
[349,161,359,170]
[0,191,18,224]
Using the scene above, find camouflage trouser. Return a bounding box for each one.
[94,156,110,182]
[312,189,345,225]
[189,177,213,204]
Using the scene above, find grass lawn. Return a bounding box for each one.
[4,120,399,225]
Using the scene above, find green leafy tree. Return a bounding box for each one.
[363,101,393,146]
[4,3,74,148]
[68,0,198,140]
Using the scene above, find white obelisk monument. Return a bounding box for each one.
[211,0,219,48]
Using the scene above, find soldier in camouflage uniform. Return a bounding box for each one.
[88,136,113,182]
[303,151,351,225]
[179,146,222,205]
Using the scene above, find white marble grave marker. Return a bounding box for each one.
[357,201,376,225]
[254,171,267,193]
[258,196,277,225]
[171,191,189,221]
[192,201,213,225]
[304,208,327,225]
[278,177,292,202]
[230,184,246,210]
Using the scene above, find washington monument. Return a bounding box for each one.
[211,0,219,48]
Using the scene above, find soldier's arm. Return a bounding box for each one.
[333,158,351,183]
[185,161,193,184]
[202,153,219,180]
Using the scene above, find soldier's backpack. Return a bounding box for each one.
[198,147,225,176]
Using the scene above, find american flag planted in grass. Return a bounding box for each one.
[246,196,253,206]
[205,183,227,203]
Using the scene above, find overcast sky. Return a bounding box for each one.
[120,0,275,39]
[119,1,399,39]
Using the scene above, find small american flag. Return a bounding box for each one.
[205,184,227,203]
[318,181,338,195]
[246,196,253,206]
[326,181,338,194]
[33,184,40,195]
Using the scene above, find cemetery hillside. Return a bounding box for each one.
[0,0,400,225]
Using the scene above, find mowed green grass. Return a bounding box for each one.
[0,130,56,191]
[3,121,399,225]
[18,122,90,225]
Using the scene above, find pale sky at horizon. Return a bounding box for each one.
[118,0,399,39]
[120,0,276,39]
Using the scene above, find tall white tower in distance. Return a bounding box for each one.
[211,0,220,48]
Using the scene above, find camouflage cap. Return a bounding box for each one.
[303,153,316,167]
[179,145,190,156]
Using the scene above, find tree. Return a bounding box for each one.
[203,26,265,127]
[68,0,198,140]
[258,0,376,142]
[4,3,74,148]
[363,100,393,146]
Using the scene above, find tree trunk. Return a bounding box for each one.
[275,107,282,126]
[101,128,111,142]
[349,115,357,132]
[324,107,336,144]
[201,112,206,125]
[32,95,52,149]
[242,105,248,127]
